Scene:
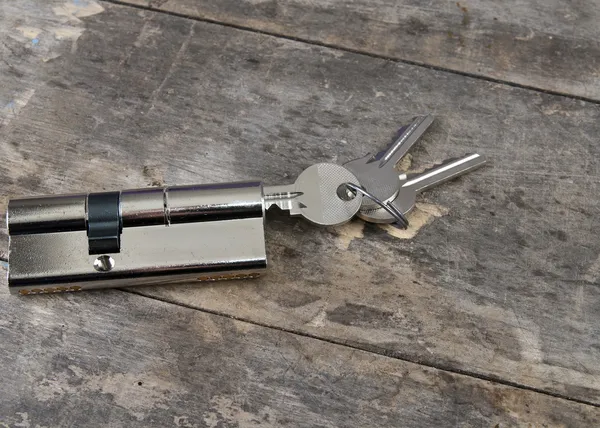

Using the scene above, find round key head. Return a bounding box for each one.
[294,163,362,226]
[344,154,401,211]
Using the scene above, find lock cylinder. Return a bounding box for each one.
[7,181,267,294]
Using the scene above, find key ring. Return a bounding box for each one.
[343,183,409,229]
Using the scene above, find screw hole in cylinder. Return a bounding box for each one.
[93,255,115,272]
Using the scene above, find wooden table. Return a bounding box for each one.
[1,0,599,426]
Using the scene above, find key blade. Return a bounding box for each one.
[263,184,303,214]
[403,153,487,194]
[373,114,434,168]
[358,153,487,222]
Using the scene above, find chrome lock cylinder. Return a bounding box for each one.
[7,182,267,295]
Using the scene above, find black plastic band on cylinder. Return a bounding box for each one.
[87,192,122,255]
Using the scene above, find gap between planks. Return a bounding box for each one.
[102,0,600,106]
[122,288,600,409]
[1,260,596,407]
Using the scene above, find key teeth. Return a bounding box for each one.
[264,199,303,215]
[263,186,305,214]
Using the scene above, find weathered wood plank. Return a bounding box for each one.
[120,0,600,101]
[1,280,598,427]
[2,0,600,406]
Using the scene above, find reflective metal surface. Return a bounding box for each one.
[343,182,408,228]
[121,188,166,227]
[168,181,263,223]
[263,185,303,212]
[263,163,362,226]
[7,181,267,294]
[9,218,266,294]
[8,194,86,234]
[344,115,433,210]
[358,153,487,223]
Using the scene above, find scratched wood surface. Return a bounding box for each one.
[120,0,600,102]
[2,283,599,427]
[1,0,600,424]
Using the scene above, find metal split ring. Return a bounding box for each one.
[343,183,409,229]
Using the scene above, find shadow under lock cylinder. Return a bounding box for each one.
[7,182,268,295]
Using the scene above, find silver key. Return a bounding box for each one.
[358,153,487,223]
[344,114,434,210]
[264,163,362,226]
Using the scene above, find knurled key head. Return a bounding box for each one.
[293,163,362,226]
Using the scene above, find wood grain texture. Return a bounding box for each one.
[1,0,600,408]
[1,281,598,428]
[119,0,600,101]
